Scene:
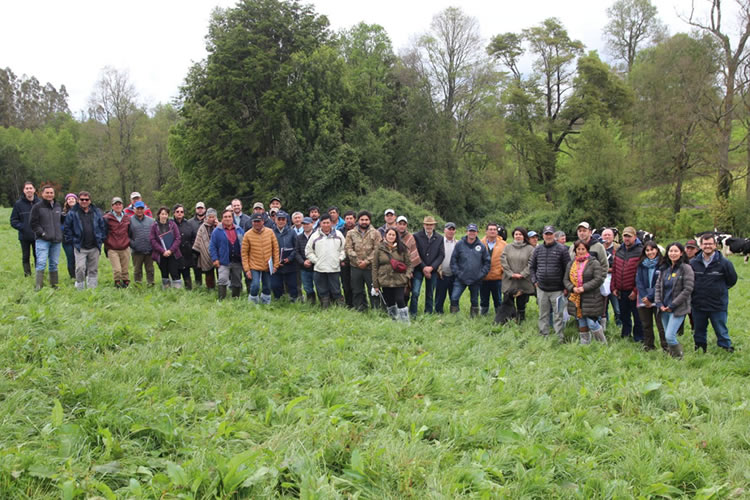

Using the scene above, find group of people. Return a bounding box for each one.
[10,182,737,356]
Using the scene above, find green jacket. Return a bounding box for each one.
[372,242,413,289]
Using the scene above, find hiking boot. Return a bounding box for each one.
[480,306,489,316]
[695,343,707,353]
[306,293,317,306]
[449,304,459,314]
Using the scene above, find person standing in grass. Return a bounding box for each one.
[305,214,346,309]
[435,222,458,314]
[530,225,571,341]
[449,224,490,316]
[271,211,299,301]
[210,209,245,299]
[242,212,280,305]
[173,204,197,290]
[188,202,207,286]
[655,242,695,359]
[128,201,155,286]
[150,206,183,289]
[192,208,218,289]
[689,234,737,353]
[635,241,666,352]
[10,181,39,278]
[564,239,606,344]
[103,197,131,288]
[63,191,108,290]
[295,217,317,304]
[501,227,535,322]
[345,210,382,311]
[60,193,78,280]
[410,216,444,317]
[30,184,63,290]
[396,216,421,308]
[611,226,644,342]
[339,210,357,308]
[373,227,413,322]
[601,228,621,331]
[479,222,506,317]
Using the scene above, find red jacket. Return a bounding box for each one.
[611,242,643,292]
[103,212,131,251]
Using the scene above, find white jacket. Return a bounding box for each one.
[305,228,345,273]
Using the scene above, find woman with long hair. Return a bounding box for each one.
[61,193,78,279]
[564,239,606,344]
[501,226,535,321]
[636,241,666,351]
[149,206,183,288]
[655,242,695,359]
[372,227,414,322]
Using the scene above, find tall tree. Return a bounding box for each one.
[684,0,750,201]
[0,67,70,129]
[603,0,665,73]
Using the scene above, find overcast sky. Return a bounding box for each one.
[0,0,728,115]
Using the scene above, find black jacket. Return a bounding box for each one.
[529,241,571,291]
[10,194,39,241]
[175,218,198,267]
[690,252,737,312]
[450,236,490,285]
[63,204,108,250]
[30,199,63,243]
[413,229,445,271]
[295,230,314,271]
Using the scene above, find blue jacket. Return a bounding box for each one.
[635,260,660,304]
[274,225,298,274]
[690,252,737,311]
[209,224,245,266]
[63,204,108,250]
[450,236,490,285]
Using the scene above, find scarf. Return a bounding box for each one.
[642,257,658,285]
[569,253,590,318]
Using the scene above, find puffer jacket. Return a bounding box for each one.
[274,225,298,274]
[529,241,570,291]
[103,212,131,251]
[305,228,346,273]
[481,236,506,281]
[690,252,737,312]
[241,226,280,272]
[129,215,155,254]
[30,200,63,243]
[564,256,605,318]
[570,240,608,272]
[450,236,490,286]
[63,204,108,250]
[612,242,643,292]
[345,225,382,267]
[372,242,413,289]
[501,241,535,294]
[10,194,39,241]
[655,262,695,316]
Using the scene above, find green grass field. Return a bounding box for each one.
[1,208,748,499]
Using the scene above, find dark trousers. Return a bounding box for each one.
[340,263,353,306]
[638,307,666,350]
[480,280,502,311]
[450,282,480,308]
[350,266,374,310]
[410,270,437,315]
[132,252,155,284]
[158,256,180,281]
[511,293,530,317]
[314,271,342,300]
[272,271,299,299]
[20,239,36,275]
[435,274,455,313]
[62,241,75,278]
[382,287,406,308]
[619,291,643,341]
[193,266,204,286]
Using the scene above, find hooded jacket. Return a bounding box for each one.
[372,241,414,289]
[450,236,490,286]
[273,225,298,274]
[63,203,108,250]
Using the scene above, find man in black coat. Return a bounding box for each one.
[411,216,444,317]
[529,225,571,341]
[10,181,39,277]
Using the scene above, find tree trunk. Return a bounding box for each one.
[673,156,684,215]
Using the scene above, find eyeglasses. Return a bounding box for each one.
[79,198,90,201]
[175,210,184,213]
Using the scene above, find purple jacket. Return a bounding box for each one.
[149,220,182,262]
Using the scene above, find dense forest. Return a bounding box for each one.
[3,0,750,237]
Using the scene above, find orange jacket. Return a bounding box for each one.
[481,236,506,281]
[241,227,280,272]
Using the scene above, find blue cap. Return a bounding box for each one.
[467,223,478,231]
[302,217,313,224]
[528,231,538,238]
[276,210,289,219]
[134,201,145,208]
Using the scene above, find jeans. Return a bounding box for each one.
[410,270,437,315]
[480,280,502,311]
[660,311,685,346]
[62,241,75,278]
[692,310,731,348]
[300,269,315,294]
[618,292,643,341]
[351,266,374,310]
[606,293,621,324]
[249,269,272,297]
[272,271,299,299]
[314,271,342,300]
[435,274,455,313]
[35,240,61,272]
[450,281,480,308]
[537,289,564,338]
[577,316,601,330]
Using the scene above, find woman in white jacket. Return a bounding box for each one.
[305,214,346,308]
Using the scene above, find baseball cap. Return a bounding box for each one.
[270,196,281,203]
[384,208,395,216]
[467,223,478,232]
[577,221,591,230]
[686,239,699,248]
[302,217,313,224]
[445,222,456,229]
[528,230,538,238]
[134,201,145,208]
[253,202,264,210]
[396,215,408,223]
[195,201,205,209]
[276,210,288,219]
[251,213,264,221]
[543,225,555,234]
[623,226,636,237]
[130,191,141,200]
[111,196,123,205]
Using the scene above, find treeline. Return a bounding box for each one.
[3,0,750,238]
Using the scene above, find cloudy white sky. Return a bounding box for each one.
[0,0,729,115]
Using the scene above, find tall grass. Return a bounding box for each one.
[0,208,748,498]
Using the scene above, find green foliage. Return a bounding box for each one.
[354,187,444,231]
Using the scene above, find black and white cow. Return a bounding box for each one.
[695,230,750,262]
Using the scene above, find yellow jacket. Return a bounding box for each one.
[241,227,280,272]
[481,236,506,281]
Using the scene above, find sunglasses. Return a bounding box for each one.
[79,198,90,201]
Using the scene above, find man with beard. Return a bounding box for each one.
[345,210,382,311]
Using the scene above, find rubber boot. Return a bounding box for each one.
[397,307,411,323]
[217,285,227,300]
[450,304,459,314]
[480,306,489,316]
[23,262,32,277]
[161,278,171,289]
[75,281,85,290]
[248,294,260,304]
[600,317,607,332]
[122,280,130,288]
[579,327,591,345]
[87,276,98,289]
[260,293,272,305]
[172,279,183,289]
[695,343,707,353]
[320,297,331,309]
[470,306,480,318]
[231,287,241,298]
[183,276,192,290]
[307,293,316,306]
[387,305,398,320]
[49,271,58,289]
[591,327,607,344]
[35,271,45,291]
[668,343,683,359]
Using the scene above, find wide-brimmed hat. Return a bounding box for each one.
[423,216,437,225]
